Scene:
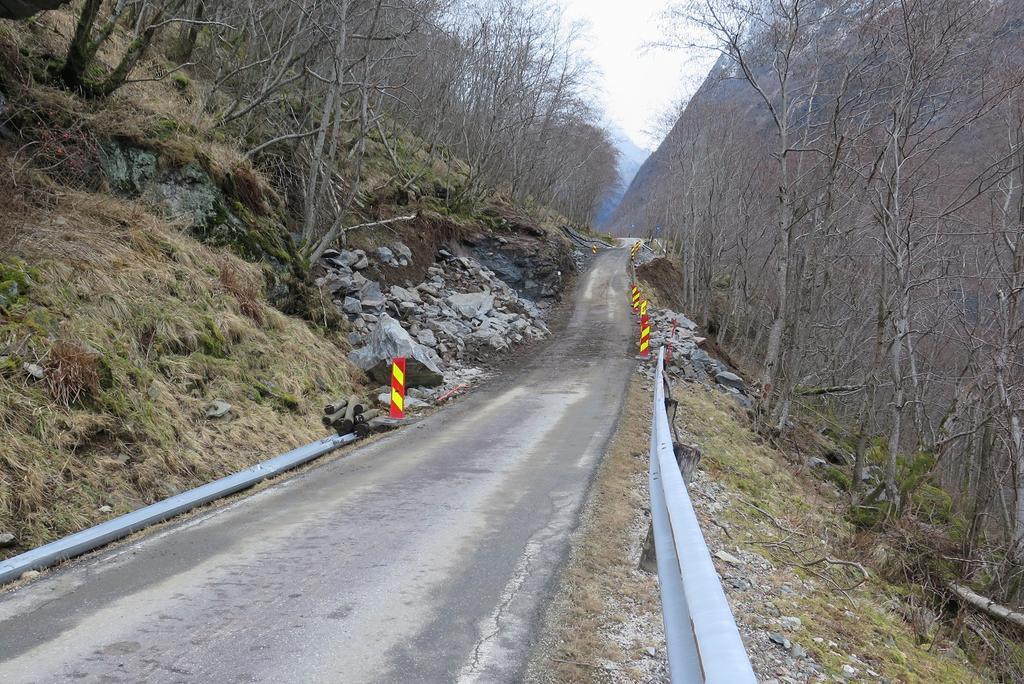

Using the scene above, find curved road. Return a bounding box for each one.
[0,248,633,683]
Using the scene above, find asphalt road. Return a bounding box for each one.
[0,247,634,683]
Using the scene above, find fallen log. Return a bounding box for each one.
[324,398,348,415]
[322,408,347,427]
[355,409,381,424]
[343,395,365,424]
[356,416,400,437]
[949,583,1024,629]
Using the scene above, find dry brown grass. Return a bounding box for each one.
[44,339,101,409]
[0,181,360,557]
[218,261,265,325]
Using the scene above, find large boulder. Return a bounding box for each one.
[678,315,699,331]
[447,292,494,319]
[348,314,444,387]
[342,296,362,314]
[358,280,386,309]
[390,285,421,304]
[715,371,746,393]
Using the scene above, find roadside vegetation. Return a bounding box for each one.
[633,258,1022,678]
[616,1,1024,675]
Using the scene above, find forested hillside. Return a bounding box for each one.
[0,1,617,555]
[616,0,1024,675]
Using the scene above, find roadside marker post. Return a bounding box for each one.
[666,318,679,362]
[631,286,641,312]
[389,357,406,419]
[630,240,642,261]
[639,315,651,358]
[592,244,597,255]
[640,299,648,317]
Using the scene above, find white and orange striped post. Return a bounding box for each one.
[389,357,406,419]
[639,315,651,358]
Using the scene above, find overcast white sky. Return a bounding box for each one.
[558,0,716,151]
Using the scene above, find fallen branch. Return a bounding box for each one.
[798,556,870,587]
[341,213,417,237]
[309,213,417,262]
[793,384,865,397]
[551,658,605,670]
[949,583,1024,629]
[737,497,808,537]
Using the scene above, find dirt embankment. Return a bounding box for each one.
[636,257,742,372]
[636,257,685,311]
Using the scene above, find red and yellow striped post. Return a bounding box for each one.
[639,315,651,357]
[389,357,406,419]
[631,285,640,312]
[640,299,648,317]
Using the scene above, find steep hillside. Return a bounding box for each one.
[594,123,649,229]
[0,5,596,559]
[613,1,1024,678]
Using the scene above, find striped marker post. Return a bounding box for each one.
[630,241,642,260]
[389,357,406,419]
[640,299,648,317]
[631,286,641,312]
[639,315,651,358]
[592,244,597,255]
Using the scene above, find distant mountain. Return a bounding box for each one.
[594,123,649,228]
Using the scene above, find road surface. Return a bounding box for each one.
[0,248,633,683]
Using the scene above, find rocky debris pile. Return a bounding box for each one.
[316,242,552,402]
[629,241,658,267]
[568,246,589,271]
[635,307,750,405]
[348,313,445,387]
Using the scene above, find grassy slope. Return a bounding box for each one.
[677,382,986,681]
[0,11,363,556]
[0,185,360,555]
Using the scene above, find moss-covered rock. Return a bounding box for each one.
[101,143,158,195]
[198,317,227,358]
[0,258,36,311]
[100,141,298,300]
[253,381,300,412]
[825,466,852,492]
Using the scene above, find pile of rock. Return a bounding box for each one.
[316,243,552,397]
[639,307,749,402]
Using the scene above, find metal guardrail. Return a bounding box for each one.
[0,433,356,585]
[649,347,757,682]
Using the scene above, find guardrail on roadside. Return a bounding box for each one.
[649,347,757,682]
[0,433,356,585]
